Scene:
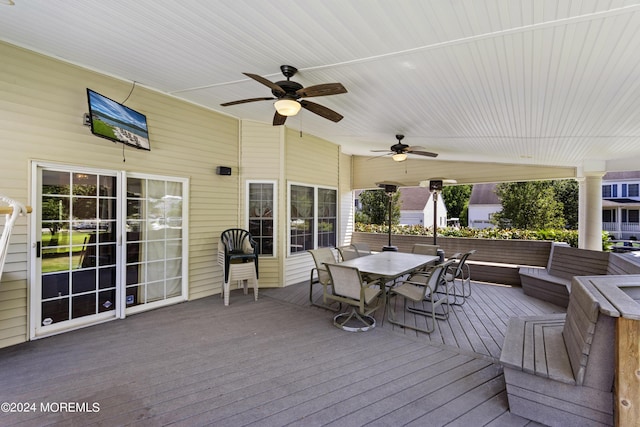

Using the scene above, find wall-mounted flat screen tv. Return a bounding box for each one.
[87,88,150,150]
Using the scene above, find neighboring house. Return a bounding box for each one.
[467,183,500,229]
[601,171,640,239]
[468,174,640,237]
[398,187,447,228]
[354,187,448,228]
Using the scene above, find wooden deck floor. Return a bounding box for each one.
[0,281,562,426]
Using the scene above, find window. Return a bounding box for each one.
[603,209,616,222]
[289,184,337,254]
[629,210,640,223]
[602,185,612,198]
[317,188,337,248]
[622,184,628,197]
[290,185,314,254]
[629,184,639,197]
[247,181,275,256]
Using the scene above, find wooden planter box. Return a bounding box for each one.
[351,232,553,285]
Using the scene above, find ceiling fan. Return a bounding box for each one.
[371,134,438,162]
[220,65,347,126]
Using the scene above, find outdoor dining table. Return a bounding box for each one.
[335,251,439,291]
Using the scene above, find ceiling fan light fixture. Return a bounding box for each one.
[274,99,301,116]
[392,153,408,162]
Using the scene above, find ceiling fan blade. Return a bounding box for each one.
[366,153,391,160]
[243,73,286,95]
[300,100,343,122]
[273,111,287,126]
[220,97,275,107]
[296,83,347,98]
[409,150,438,158]
[370,149,393,153]
[406,146,438,157]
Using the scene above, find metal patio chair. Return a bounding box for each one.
[387,260,454,334]
[442,249,476,305]
[308,247,341,311]
[324,263,383,332]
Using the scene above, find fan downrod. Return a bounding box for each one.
[395,134,405,142]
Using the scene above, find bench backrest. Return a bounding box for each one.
[607,252,640,275]
[548,244,610,280]
[562,278,615,390]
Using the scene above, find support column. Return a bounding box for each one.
[578,177,587,248]
[578,161,605,251]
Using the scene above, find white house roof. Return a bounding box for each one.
[398,187,432,211]
[469,183,500,205]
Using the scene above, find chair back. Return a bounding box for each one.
[407,260,453,295]
[351,242,372,256]
[308,247,337,285]
[425,260,452,290]
[451,249,476,277]
[325,263,364,301]
[220,228,257,256]
[412,244,440,256]
[337,245,359,261]
[218,228,258,281]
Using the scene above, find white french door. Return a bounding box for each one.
[30,163,188,338]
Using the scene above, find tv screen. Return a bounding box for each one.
[86,88,150,150]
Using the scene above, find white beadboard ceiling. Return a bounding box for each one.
[2,0,640,171]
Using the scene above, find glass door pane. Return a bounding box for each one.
[125,175,186,311]
[38,168,118,332]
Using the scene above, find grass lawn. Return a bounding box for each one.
[41,230,92,273]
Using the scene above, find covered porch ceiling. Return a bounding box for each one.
[1,1,639,183]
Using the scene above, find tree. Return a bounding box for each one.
[442,185,472,226]
[553,179,579,229]
[358,189,400,225]
[493,181,565,229]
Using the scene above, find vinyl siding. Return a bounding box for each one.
[284,128,342,286]
[0,41,239,347]
[240,120,283,287]
[339,152,354,246]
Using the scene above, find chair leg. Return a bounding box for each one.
[309,278,340,312]
[387,293,435,334]
[252,275,258,301]
[333,308,376,332]
[223,280,230,306]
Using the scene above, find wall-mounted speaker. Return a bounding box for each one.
[216,166,232,176]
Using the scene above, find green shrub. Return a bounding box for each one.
[354,223,586,247]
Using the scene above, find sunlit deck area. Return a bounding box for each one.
[0,281,562,426]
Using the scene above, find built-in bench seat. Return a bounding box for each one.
[500,276,619,426]
[519,244,610,307]
[519,244,640,307]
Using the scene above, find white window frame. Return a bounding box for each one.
[287,182,338,256]
[245,180,277,258]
